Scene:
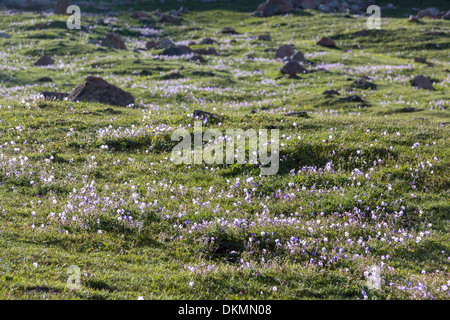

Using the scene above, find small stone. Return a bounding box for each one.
[39,92,69,101]
[163,45,193,56]
[275,44,295,59]
[317,37,336,47]
[145,41,157,49]
[87,39,101,45]
[36,77,53,82]
[101,33,127,50]
[410,75,434,90]
[301,0,319,10]
[323,89,340,95]
[164,72,182,79]
[352,78,377,89]
[354,29,369,36]
[192,71,215,77]
[281,60,307,78]
[34,55,54,66]
[130,11,149,19]
[193,109,216,120]
[417,7,439,18]
[414,57,427,63]
[284,111,309,118]
[140,69,152,76]
[179,7,189,14]
[222,27,238,34]
[258,34,271,41]
[68,76,135,107]
[157,39,176,49]
[341,95,363,102]
[256,2,266,12]
[200,38,216,45]
[292,50,306,63]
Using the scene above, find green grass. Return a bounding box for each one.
[0,1,449,300]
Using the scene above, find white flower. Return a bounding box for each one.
[32,262,38,268]
[272,286,277,292]
[138,296,144,300]
[189,281,194,287]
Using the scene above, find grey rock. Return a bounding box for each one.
[36,77,53,82]
[444,10,450,20]
[417,7,440,18]
[258,34,271,41]
[322,89,340,95]
[200,37,216,45]
[281,60,307,77]
[34,55,54,66]
[140,69,152,76]
[352,78,377,89]
[101,33,127,50]
[193,47,217,55]
[284,111,309,118]
[40,91,69,101]
[324,0,339,10]
[399,107,424,113]
[193,109,216,120]
[163,45,193,56]
[317,4,331,13]
[410,75,434,90]
[54,0,70,15]
[157,39,176,49]
[275,44,295,59]
[292,50,306,63]
[68,76,135,107]
[263,3,279,16]
[301,0,319,10]
[340,95,363,102]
